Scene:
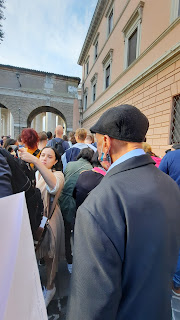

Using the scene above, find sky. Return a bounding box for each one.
[0,0,97,79]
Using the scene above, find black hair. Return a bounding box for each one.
[63,135,68,141]
[46,131,53,139]
[3,138,17,149]
[41,146,63,171]
[91,151,102,168]
[76,147,94,163]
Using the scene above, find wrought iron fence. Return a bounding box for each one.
[170,94,180,144]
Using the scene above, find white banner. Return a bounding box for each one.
[0,192,48,320]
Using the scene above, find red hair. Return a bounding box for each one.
[21,128,39,149]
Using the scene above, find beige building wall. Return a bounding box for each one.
[79,0,180,157]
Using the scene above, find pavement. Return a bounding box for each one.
[39,259,71,320]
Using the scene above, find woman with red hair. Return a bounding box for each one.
[21,128,41,165]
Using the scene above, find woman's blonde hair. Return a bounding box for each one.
[142,142,152,154]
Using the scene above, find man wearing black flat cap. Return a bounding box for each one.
[67,104,180,320]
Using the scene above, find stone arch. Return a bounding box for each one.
[0,103,15,137]
[27,106,67,133]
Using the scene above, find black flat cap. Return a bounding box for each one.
[90,104,149,142]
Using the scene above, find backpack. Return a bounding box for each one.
[0,149,43,236]
[54,139,64,157]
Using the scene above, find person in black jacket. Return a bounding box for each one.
[0,153,13,198]
[67,104,180,320]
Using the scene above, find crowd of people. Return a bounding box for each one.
[0,104,180,319]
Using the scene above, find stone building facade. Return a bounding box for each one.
[0,64,80,138]
[78,0,180,156]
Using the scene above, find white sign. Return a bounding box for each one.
[0,192,48,320]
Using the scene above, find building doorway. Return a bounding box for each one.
[27,107,67,135]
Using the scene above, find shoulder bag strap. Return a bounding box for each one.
[93,167,106,176]
[33,149,40,157]
[48,185,62,220]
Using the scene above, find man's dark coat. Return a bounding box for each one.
[0,153,13,198]
[67,154,180,320]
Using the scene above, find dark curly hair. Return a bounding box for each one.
[21,128,39,149]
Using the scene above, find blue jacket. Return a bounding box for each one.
[159,149,180,187]
[0,153,13,198]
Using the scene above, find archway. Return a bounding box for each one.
[0,104,14,138]
[27,106,67,134]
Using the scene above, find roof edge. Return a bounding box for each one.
[78,0,108,66]
[0,64,81,84]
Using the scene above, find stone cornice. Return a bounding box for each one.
[122,1,145,34]
[91,73,98,83]
[102,49,114,66]
[78,0,108,66]
[105,0,114,17]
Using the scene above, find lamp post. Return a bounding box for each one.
[18,107,21,134]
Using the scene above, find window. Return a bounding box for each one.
[84,94,88,110]
[94,41,98,61]
[170,0,180,22]
[91,73,98,103]
[84,57,89,78]
[108,9,113,35]
[93,33,99,62]
[102,49,113,90]
[83,87,88,110]
[92,83,96,102]
[105,65,110,89]
[128,28,138,66]
[86,60,89,76]
[170,95,180,144]
[122,1,144,68]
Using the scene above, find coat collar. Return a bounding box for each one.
[105,154,155,178]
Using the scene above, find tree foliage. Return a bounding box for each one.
[0,0,5,42]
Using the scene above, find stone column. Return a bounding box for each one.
[2,115,5,135]
[46,112,52,132]
[35,114,42,132]
[31,118,35,129]
[46,112,56,133]
[42,112,46,131]
[1,109,8,135]
[10,112,14,138]
[51,113,56,133]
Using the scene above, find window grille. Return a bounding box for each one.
[170,94,180,144]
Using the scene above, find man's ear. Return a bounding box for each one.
[104,135,111,153]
